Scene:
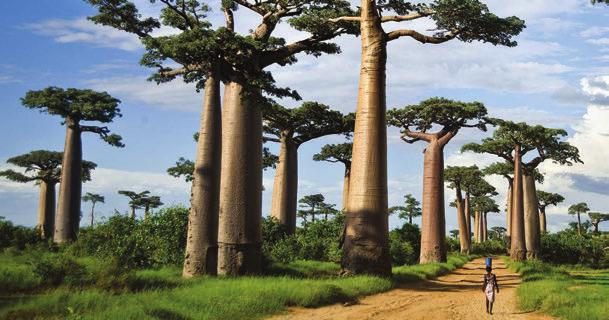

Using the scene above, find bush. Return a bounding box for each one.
[71,206,188,269]
[0,217,41,250]
[540,231,608,267]
[446,237,460,253]
[32,254,90,287]
[389,223,420,266]
[472,239,506,255]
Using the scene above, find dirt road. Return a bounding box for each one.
[269,257,553,320]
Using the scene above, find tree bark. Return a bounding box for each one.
[342,166,350,212]
[270,134,298,234]
[483,212,487,241]
[465,194,471,246]
[539,207,547,233]
[217,81,262,276]
[183,76,222,277]
[419,141,447,263]
[523,174,540,259]
[473,211,479,243]
[455,186,469,254]
[37,181,56,239]
[506,180,513,236]
[577,213,582,235]
[510,145,527,261]
[90,202,95,228]
[341,0,390,276]
[54,119,82,243]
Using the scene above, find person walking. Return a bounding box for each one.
[482,265,500,314]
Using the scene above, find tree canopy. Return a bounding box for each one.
[389,194,422,223]
[387,97,488,145]
[445,165,480,191]
[568,202,590,216]
[0,150,97,184]
[470,195,499,214]
[313,142,352,168]
[21,87,124,147]
[264,102,354,145]
[82,192,105,204]
[536,191,564,210]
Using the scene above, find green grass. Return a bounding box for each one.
[0,253,473,320]
[508,259,609,320]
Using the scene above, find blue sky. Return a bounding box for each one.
[2,0,609,233]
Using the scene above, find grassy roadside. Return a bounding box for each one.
[1,253,474,320]
[507,259,609,320]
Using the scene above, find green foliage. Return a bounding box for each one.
[167,157,195,182]
[470,195,499,214]
[32,254,89,287]
[471,239,505,255]
[313,142,352,169]
[264,102,354,145]
[0,150,97,183]
[569,202,590,216]
[71,206,188,268]
[445,165,480,190]
[540,232,608,268]
[389,194,421,223]
[0,218,41,250]
[536,190,564,209]
[508,259,609,320]
[389,223,421,266]
[82,192,104,204]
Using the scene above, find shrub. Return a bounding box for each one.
[446,236,460,253]
[389,223,421,266]
[32,254,90,287]
[0,218,41,250]
[472,239,506,255]
[540,231,608,267]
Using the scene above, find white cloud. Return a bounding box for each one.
[580,26,609,38]
[581,75,609,96]
[587,37,609,45]
[84,76,202,111]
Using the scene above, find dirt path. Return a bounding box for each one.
[269,257,553,320]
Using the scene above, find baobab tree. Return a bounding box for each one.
[388,98,489,263]
[298,194,327,223]
[568,202,590,235]
[22,87,122,243]
[463,121,581,260]
[330,0,523,275]
[588,212,609,234]
[140,195,163,218]
[82,192,105,227]
[313,142,352,210]
[87,0,358,276]
[445,165,479,253]
[389,194,422,225]
[536,191,564,233]
[467,178,497,244]
[0,150,96,238]
[471,195,499,243]
[264,102,354,233]
[118,190,150,219]
[482,162,514,240]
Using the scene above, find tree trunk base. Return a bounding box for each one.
[526,250,539,260]
[510,248,526,261]
[420,247,447,264]
[341,237,391,277]
[218,243,261,276]
[182,245,218,277]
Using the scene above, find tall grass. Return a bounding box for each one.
[508,259,609,320]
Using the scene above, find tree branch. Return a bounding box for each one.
[328,16,361,23]
[386,29,461,43]
[438,129,458,146]
[263,136,281,143]
[159,0,194,30]
[380,10,433,23]
[403,129,433,143]
[233,0,267,16]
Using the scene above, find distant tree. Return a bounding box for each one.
[587,212,609,234]
[118,190,150,219]
[568,203,590,235]
[265,102,354,234]
[313,142,352,211]
[592,0,608,4]
[449,229,459,239]
[388,98,488,263]
[139,195,164,218]
[536,191,564,233]
[445,165,480,254]
[389,194,422,225]
[490,226,507,240]
[319,203,340,221]
[82,192,105,227]
[471,194,499,243]
[298,194,326,223]
[22,87,123,243]
[0,150,96,239]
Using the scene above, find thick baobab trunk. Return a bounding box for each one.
[523,174,540,259]
[473,211,480,243]
[37,181,56,239]
[506,181,512,236]
[455,187,470,254]
[217,81,262,276]
[183,77,222,277]
[419,141,447,263]
[270,135,298,234]
[482,212,487,241]
[510,145,526,261]
[342,0,390,276]
[342,167,351,211]
[465,195,471,245]
[54,121,82,243]
[539,207,547,233]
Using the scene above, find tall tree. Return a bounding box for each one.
[298,194,326,223]
[264,102,354,233]
[471,195,499,242]
[588,212,609,234]
[536,191,564,233]
[482,162,514,240]
[332,0,523,275]
[313,142,352,210]
[388,98,488,263]
[118,190,150,219]
[389,194,422,225]
[139,195,164,218]
[82,192,105,227]
[0,151,96,238]
[444,165,479,253]
[22,87,123,243]
[467,177,497,244]
[568,202,590,236]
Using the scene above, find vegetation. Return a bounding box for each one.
[82,192,105,228]
[569,202,591,236]
[313,142,352,210]
[389,194,422,225]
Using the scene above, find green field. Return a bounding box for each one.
[509,259,609,320]
[0,251,472,320]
